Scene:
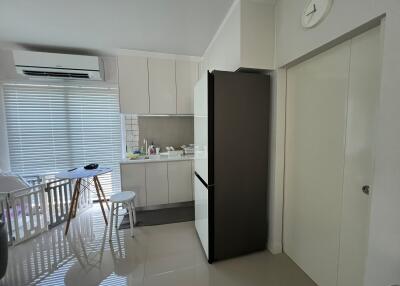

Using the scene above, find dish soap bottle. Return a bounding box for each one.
[148,142,156,155]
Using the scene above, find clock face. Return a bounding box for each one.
[302,0,333,28]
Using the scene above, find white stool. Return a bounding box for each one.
[108,191,137,240]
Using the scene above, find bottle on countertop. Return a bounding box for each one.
[148,142,156,155]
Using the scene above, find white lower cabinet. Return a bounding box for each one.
[121,160,194,207]
[168,161,193,203]
[120,164,147,207]
[146,163,169,206]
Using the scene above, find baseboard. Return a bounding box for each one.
[136,201,194,211]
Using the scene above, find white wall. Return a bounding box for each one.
[275,0,384,67]
[0,49,19,81]
[275,1,400,285]
[267,68,286,254]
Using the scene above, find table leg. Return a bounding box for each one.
[72,179,81,218]
[94,176,108,225]
[108,203,114,241]
[94,176,109,210]
[65,179,80,235]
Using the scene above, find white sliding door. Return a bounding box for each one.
[337,26,381,286]
[284,27,381,286]
[284,41,351,286]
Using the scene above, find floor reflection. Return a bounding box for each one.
[1,204,317,286]
[2,205,137,286]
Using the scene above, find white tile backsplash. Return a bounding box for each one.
[124,114,140,152]
[123,114,194,154]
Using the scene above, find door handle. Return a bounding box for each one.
[362,185,370,195]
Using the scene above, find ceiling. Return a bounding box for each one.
[0,0,234,56]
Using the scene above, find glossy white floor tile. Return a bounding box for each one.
[1,205,317,286]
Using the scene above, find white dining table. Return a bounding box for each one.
[56,167,112,235]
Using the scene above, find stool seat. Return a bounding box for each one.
[108,191,137,240]
[110,191,136,203]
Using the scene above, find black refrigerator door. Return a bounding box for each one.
[212,71,269,261]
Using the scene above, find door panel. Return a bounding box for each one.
[194,72,209,184]
[284,41,351,286]
[338,26,380,286]
[194,176,209,258]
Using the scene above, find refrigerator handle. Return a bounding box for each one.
[194,171,214,189]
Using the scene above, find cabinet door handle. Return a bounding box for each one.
[362,185,370,195]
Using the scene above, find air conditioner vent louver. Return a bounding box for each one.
[23,70,90,79]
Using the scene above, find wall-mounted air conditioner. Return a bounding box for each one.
[13,51,103,80]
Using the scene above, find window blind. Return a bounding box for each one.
[3,83,121,197]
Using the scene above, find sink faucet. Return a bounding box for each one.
[143,139,148,155]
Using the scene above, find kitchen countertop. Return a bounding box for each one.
[120,155,194,164]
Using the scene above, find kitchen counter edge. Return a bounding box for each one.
[120,155,194,165]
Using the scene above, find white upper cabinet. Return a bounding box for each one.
[118,55,149,114]
[202,0,275,72]
[118,55,198,115]
[203,2,241,73]
[148,58,177,114]
[176,60,198,114]
[240,0,275,70]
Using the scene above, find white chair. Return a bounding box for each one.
[108,191,136,240]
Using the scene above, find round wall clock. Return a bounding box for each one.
[301,0,333,29]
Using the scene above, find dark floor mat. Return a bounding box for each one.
[119,206,194,229]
